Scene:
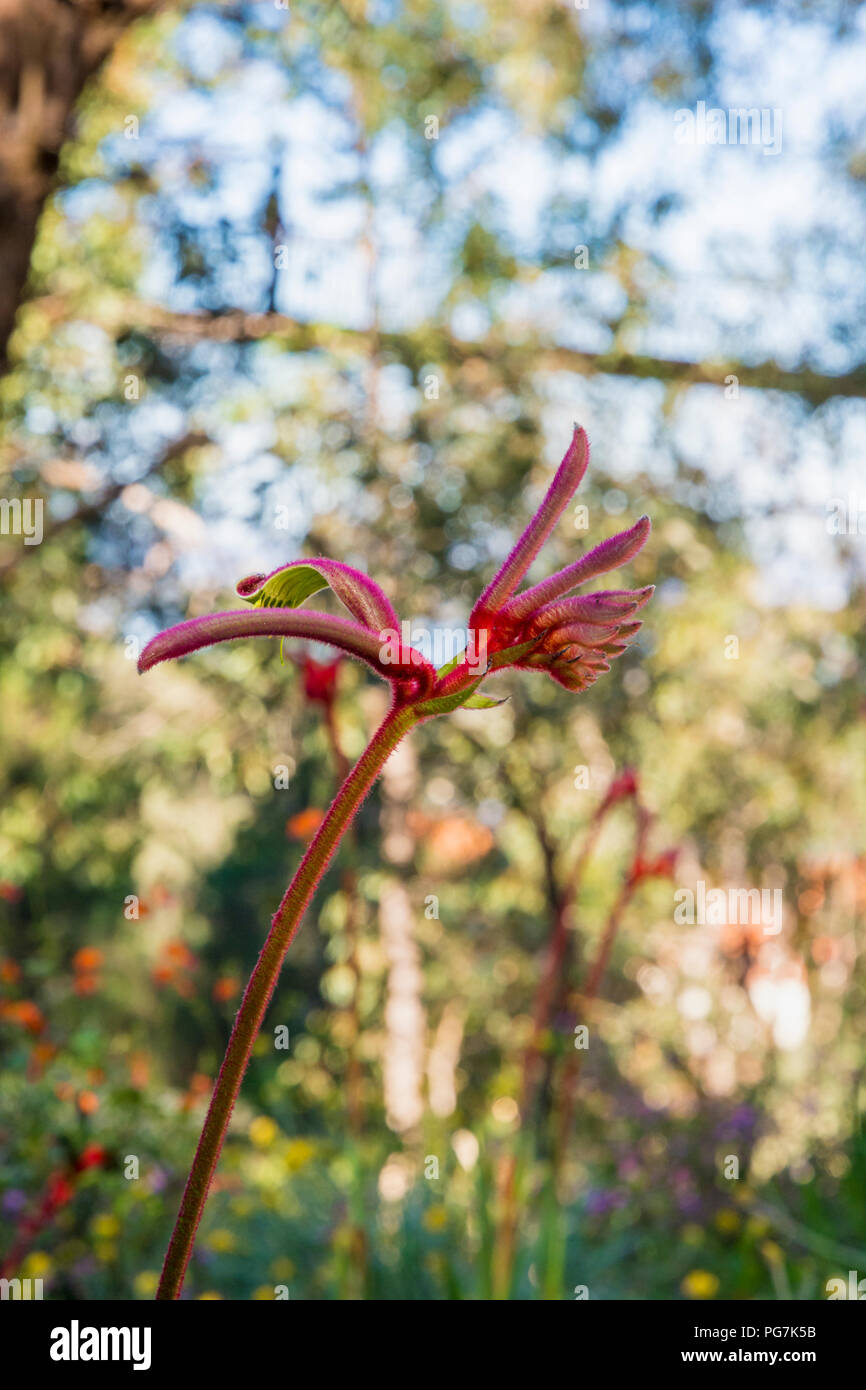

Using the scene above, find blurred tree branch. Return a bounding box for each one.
[0,0,167,373]
[59,299,866,405]
[0,429,209,576]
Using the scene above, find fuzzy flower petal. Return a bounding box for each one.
[500,514,650,625]
[236,558,400,635]
[138,607,435,692]
[526,585,654,637]
[469,426,589,626]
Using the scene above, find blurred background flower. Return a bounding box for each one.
[1,0,865,1301]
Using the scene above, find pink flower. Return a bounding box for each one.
[138,557,438,701]
[458,426,653,695]
[138,427,652,712]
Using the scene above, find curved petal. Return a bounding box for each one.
[138,607,435,691]
[527,585,654,636]
[536,619,623,653]
[500,515,650,624]
[469,426,589,625]
[236,558,400,635]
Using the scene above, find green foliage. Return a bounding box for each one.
[1,0,865,1302]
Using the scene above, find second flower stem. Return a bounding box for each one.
[156,699,418,1300]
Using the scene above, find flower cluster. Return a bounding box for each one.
[465,427,652,693]
[139,427,652,715]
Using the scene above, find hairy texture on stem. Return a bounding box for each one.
[138,426,655,1297]
[138,607,435,693]
[156,701,418,1299]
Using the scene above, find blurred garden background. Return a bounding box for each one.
[1,0,866,1300]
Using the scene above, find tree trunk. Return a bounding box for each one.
[0,0,162,373]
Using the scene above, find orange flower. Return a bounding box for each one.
[720,921,765,957]
[181,1072,212,1111]
[0,999,46,1034]
[129,1051,150,1088]
[153,940,198,991]
[77,1090,100,1115]
[286,807,325,841]
[28,1040,58,1078]
[408,812,494,870]
[72,946,104,973]
[213,976,239,1003]
[74,974,99,995]
[0,958,21,984]
[150,883,175,909]
[165,940,196,968]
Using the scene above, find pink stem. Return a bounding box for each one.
[156,698,418,1299]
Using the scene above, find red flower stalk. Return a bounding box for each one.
[138,426,652,1299]
[628,846,679,887]
[0,1144,108,1280]
[300,653,342,706]
[598,766,639,815]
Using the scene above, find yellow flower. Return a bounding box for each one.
[205,1228,236,1254]
[270,1256,295,1281]
[252,1285,275,1300]
[285,1138,316,1173]
[682,1269,720,1300]
[198,1291,223,1300]
[91,1214,120,1240]
[746,1214,770,1238]
[714,1209,741,1235]
[249,1116,279,1148]
[761,1240,784,1265]
[133,1271,159,1298]
[23,1251,52,1279]
[422,1204,448,1232]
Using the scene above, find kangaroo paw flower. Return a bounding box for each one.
[138,607,435,695]
[462,428,653,695]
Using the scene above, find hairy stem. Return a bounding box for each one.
[156,699,418,1300]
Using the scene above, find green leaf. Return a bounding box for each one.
[462,692,507,709]
[421,651,507,713]
[415,675,485,717]
[249,564,335,611]
[488,639,537,669]
[434,651,466,679]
